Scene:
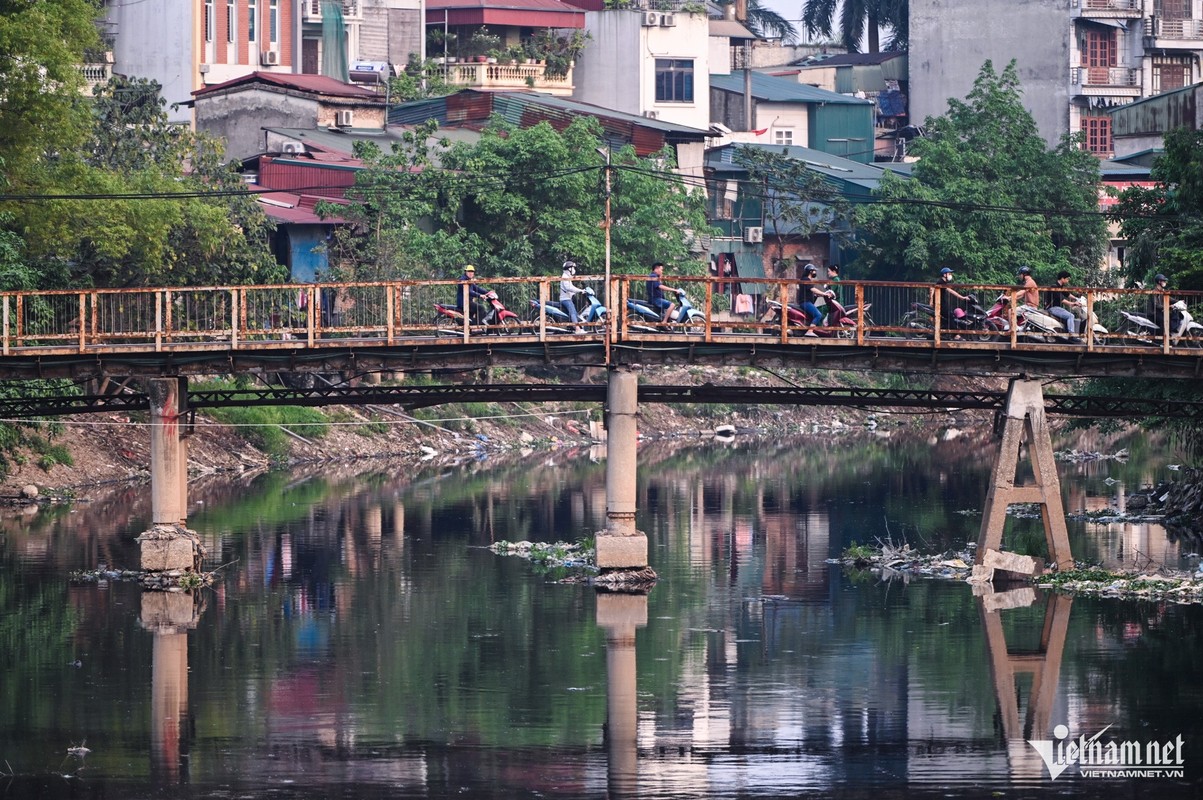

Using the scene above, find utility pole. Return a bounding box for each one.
[599,147,613,362]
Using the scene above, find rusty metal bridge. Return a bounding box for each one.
[0,275,1200,382]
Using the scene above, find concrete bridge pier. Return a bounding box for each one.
[974,378,1074,581]
[596,367,651,576]
[137,377,203,575]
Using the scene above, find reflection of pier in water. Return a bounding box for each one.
[142,591,203,784]
[976,587,1072,782]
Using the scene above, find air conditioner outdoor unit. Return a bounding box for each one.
[642,10,659,26]
[260,49,280,66]
[281,142,305,155]
[743,226,764,243]
[660,13,676,26]
[335,109,354,127]
[198,63,211,74]
[642,110,659,119]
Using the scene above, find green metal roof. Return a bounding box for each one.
[708,71,873,106]
[706,143,907,196]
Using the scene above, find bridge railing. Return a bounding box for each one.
[1,278,1202,356]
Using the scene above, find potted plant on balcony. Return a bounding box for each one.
[468,27,501,63]
[426,28,456,63]
[531,29,590,79]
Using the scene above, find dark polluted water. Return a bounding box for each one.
[0,427,1200,798]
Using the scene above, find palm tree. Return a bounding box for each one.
[745,0,799,43]
[802,0,907,53]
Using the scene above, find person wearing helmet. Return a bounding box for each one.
[1146,273,1180,337]
[795,263,825,328]
[931,266,974,334]
[559,260,585,331]
[457,264,488,323]
[1016,266,1039,308]
[647,261,684,324]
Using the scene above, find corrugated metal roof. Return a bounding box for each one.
[705,143,906,191]
[388,91,712,139]
[428,0,582,9]
[795,52,905,68]
[709,71,872,105]
[193,71,382,99]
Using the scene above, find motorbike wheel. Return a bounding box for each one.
[899,312,927,339]
[498,317,519,335]
[1091,331,1108,347]
[684,318,705,336]
[975,320,1005,343]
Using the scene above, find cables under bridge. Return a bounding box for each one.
[1,384,1202,420]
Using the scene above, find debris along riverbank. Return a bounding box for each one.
[832,540,1203,604]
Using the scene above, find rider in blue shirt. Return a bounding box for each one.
[647,262,683,323]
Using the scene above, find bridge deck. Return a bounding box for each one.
[0,277,1199,379]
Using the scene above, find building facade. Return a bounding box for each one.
[102,0,421,125]
[910,0,1203,157]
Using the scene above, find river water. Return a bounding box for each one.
[1,425,1200,798]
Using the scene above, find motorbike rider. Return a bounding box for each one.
[559,259,586,331]
[1016,265,1040,308]
[647,261,684,324]
[457,264,488,323]
[820,263,847,326]
[1146,273,1183,338]
[931,267,974,333]
[1044,270,1081,340]
[796,263,825,328]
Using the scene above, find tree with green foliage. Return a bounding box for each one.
[802,0,907,52]
[733,146,854,269]
[0,0,98,187]
[717,0,798,43]
[323,115,714,279]
[855,60,1107,285]
[9,74,282,288]
[1110,127,1203,290]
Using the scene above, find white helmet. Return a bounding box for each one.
[563,260,577,275]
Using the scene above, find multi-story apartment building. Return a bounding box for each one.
[910,0,1203,157]
[101,0,422,125]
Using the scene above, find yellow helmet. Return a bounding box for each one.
[464,264,476,272]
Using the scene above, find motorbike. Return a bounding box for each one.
[1118,300,1203,347]
[900,294,995,340]
[433,289,520,334]
[626,291,706,333]
[526,287,609,334]
[763,299,861,338]
[984,295,1107,344]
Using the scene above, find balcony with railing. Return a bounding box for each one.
[1146,14,1203,46]
[1070,65,1142,96]
[302,0,361,23]
[442,60,574,96]
[80,50,114,94]
[1070,0,1143,18]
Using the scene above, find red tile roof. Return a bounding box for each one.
[194,71,382,100]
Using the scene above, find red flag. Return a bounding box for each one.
[753,127,768,136]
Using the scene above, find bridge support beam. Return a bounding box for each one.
[137,377,202,575]
[597,367,650,572]
[975,378,1073,579]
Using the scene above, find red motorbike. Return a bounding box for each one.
[763,299,862,338]
[433,289,520,333]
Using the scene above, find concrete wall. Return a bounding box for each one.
[910,0,1070,147]
[575,9,711,130]
[109,0,196,123]
[196,90,320,161]
[359,0,423,67]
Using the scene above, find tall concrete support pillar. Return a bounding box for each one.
[149,377,188,526]
[597,592,648,799]
[975,378,1073,578]
[597,368,649,571]
[139,377,203,575]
